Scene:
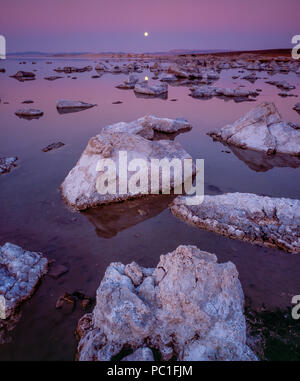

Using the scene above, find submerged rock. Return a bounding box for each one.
[60,116,193,210]
[0,243,48,320]
[48,262,69,279]
[0,157,18,175]
[208,102,300,156]
[134,81,168,96]
[170,194,300,253]
[42,142,65,152]
[44,75,63,81]
[76,245,256,361]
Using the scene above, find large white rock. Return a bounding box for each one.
[76,245,257,361]
[134,82,168,96]
[208,102,300,156]
[61,116,193,210]
[170,193,300,253]
[0,243,48,320]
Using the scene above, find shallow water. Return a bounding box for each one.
[0,58,300,360]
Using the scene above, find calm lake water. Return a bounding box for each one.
[0,58,300,360]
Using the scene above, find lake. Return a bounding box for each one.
[0,57,300,360]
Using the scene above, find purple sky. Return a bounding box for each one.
[1,0,299,53]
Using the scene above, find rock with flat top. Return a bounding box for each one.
[170,193,300,253]
[15,109,43,118]
[294,103,300,112]
[208,102,300,156]
[190,85,258,101]
[56,100,96,110]
[134,82,168,96]
[76,245,256,361]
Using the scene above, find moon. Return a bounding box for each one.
[144,32,149,37]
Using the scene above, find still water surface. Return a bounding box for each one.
[0,58,300,360]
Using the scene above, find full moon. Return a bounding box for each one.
[144,32,148,37]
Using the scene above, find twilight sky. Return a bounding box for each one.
[1,0,299,53]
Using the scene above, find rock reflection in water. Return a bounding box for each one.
[56,107,93,115]
[0,312,21,345]
[134,92,168,100]
[81,194,176,238]
[224,144,300,172]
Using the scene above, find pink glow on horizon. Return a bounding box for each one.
[1,0,299,52]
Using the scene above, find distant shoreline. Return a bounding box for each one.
[6,48,292,60]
